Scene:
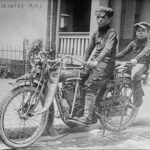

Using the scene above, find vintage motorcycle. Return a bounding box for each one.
[0,54,146,149]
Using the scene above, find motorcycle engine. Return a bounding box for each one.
[62,80,83,106]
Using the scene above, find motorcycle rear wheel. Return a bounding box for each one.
[99,85,139,132]
[0,85,52,149]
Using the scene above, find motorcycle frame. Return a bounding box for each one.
[16,56,140,120]
[28,55,85,117]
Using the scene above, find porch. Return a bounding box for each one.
[56,32,89,61]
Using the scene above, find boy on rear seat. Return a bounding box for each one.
[116,22,150,107]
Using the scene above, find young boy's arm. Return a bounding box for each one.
[116,41,134,59]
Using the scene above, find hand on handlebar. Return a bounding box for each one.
[115,60,136,71]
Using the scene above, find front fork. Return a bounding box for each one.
[33,65,62,116]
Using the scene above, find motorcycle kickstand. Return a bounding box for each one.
[94,112,106,136]
[102,125,106,137]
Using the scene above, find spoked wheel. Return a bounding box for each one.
[0,86,51,149]
[99,84,139,132]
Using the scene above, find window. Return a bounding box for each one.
[60,0,91,32]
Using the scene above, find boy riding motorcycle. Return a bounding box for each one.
[74,7,118,125]
[116,22,150,107]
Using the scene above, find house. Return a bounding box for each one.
[47,0,150,60]
[0,0,150,62]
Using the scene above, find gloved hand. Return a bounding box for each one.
[129,59,137,66]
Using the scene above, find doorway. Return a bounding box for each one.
[60,0,91,32]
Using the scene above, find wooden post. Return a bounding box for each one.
[123,0,136,39]
[46,0,53,52]
[23,39,30,74]
[55,0,61,58]
[23,40,27,74]
[110,0,122,53]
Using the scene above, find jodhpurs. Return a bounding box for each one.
[80,60,115,95]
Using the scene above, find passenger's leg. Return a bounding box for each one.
[131,64,147,107]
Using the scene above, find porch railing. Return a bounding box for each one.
[56,32,89,58]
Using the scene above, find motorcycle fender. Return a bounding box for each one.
[9,85,33,94]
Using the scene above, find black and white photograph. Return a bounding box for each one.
[0,0,150,149]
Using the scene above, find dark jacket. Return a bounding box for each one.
[84,25,118,63]
[116,38,150,64]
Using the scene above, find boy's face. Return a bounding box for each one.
[96,11,111,28]
[135,27,149,39]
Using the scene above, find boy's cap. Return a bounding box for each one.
[133,22,150,30]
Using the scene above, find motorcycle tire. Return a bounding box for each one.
[99,107,139,132]
[0,85,54,149]
[99,85,139,132]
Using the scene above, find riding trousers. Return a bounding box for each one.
[80,60,115,95]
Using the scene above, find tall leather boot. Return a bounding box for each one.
[74,93,97,125]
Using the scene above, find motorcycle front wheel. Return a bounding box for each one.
[0,85,53,149]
